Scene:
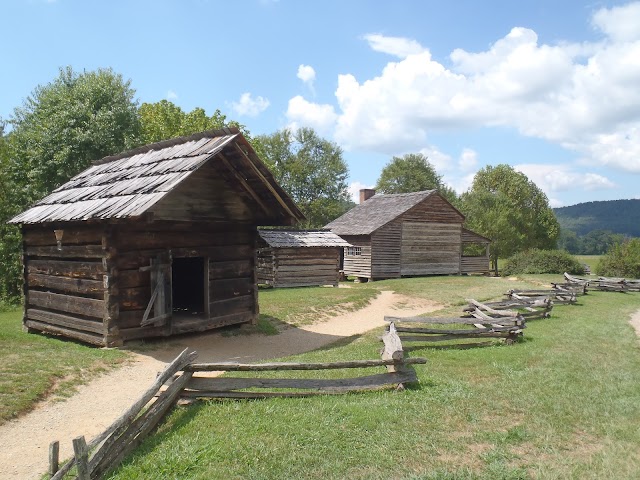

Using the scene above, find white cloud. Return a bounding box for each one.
[166,90,178,101]
[458,148,478,171]
[592,2,640,42]
[364,33,426,58]
[515,164,616,194]
[418,146,454,172]
[291,3,640,175]
[286,95,337,135]
[348,181,375,203]
[231,92,270,117]
[297,64,316,86]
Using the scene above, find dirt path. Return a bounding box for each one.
[0,290,439,479]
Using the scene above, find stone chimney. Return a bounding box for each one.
[359,188,376,204]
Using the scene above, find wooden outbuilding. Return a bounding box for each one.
[257,229,351,288]
[9,128,304,347]
[325,189,490,280]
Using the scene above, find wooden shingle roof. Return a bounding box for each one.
[258,229,351,248]
[10,128,303,225]
[325,190,439,235]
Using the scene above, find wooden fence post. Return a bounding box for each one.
[72,436,89,480]
[48,440,59,478]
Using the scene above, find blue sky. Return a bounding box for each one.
[2,0,639,207]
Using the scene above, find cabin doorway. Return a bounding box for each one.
[172,257,207,317]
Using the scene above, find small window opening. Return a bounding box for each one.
[346,246,362,256]
[172,257,206,316]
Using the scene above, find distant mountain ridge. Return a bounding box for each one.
[554,199,640,237]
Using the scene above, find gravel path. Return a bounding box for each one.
[0,290,439,479]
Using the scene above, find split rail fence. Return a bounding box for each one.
[564,272,640,293]
[48,335,425,479]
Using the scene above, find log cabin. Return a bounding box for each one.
[325,189,490,280]
[9,128,304,346]
[257,229,351,287]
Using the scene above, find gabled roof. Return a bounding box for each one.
[326,190,440,235]
[10,128,304,225]
[258,229,351,248]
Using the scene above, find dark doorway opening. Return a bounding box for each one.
[172,257,206,316]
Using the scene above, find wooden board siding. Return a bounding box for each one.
[22,224,109,346]
[149,161,255,223]
[257,247,275,285]
[461,256,490,274]
[341,236,372,279]
[111,223,257,341]
[371,221,401,280]
[400,222,462,275]
[402,194,465,224]
[258,247,341,288]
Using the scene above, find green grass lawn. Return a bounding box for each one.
[575,255,602,274]
[258,284,378,327]
[0,308,128,424]
[107,275,640,479]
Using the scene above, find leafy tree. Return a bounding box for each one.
[460,164,560,273]
[1,67,140,302]
[580,229,625,255]
[557,229,581,254]
[375,153,458,205]
[253,128,353,228]
[596,238,640,278]
[139,100,249,144]
[8,67,141,206]
[0,121,22,303]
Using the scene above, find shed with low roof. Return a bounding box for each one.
[9,128,304,346]
[257,229,351,287]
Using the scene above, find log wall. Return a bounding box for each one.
[113,222,258,342]
[21,221,259,346]
[22,225,110,346]
[258,247,341,287]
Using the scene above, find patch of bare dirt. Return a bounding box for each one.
[630,309,640,337]
[0,290,441,479]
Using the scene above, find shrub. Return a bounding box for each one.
[502,249,585,276]
[595,238,640,279]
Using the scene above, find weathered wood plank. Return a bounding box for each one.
[24,319,105,345]
[25,245,105,259]
[186,370,418,392]
[171,311,253,334]
[209,295,254,317]
[23,227,104,247]
[27,259,105,280]
[28,290,104,318]
[385,315,522,326]
[399,332,518,342]
[186,357,427,372]
[381,323,404,361]
[27,273,104,297]
[26,308,104,334]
